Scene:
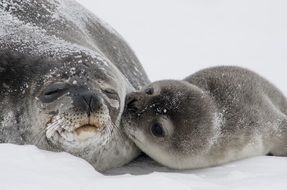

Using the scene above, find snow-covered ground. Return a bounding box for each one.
[1,0,287,189]
[1,144,287,190]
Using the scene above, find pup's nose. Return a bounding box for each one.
[125,92,140,111]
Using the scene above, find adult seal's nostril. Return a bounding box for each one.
[77,92,101,116]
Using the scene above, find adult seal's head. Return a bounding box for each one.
[0,0,149,171]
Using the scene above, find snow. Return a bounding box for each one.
[1,144,287,190]
[1,0,287,189]
[0,0,115,73]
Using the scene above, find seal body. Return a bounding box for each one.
[123,66,287,169]
[0,0,149,171]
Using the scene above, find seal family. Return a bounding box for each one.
[1,0,286,171]
[123,66,287,169]
[0,0,149,171]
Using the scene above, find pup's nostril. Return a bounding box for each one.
[127,99,137,109]
[126,96,138,110]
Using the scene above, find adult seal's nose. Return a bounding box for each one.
[75,91,102,116]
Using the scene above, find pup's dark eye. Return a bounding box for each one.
[103,88,118,99]
[145,87,154,95]
[151,123,165,137]
[40,83,70,103]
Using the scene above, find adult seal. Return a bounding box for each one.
[123,66,287,169]
[0,0,149,171]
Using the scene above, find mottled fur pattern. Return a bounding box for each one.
[123,66,287,169]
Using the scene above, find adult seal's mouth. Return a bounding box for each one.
[45,106,112,143]
[75,124,99,136]
[54,124,101,142]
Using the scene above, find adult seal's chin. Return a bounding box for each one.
[47,120,140,172]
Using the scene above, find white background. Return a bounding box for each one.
[78,0,287,94]
[1,1,287,190]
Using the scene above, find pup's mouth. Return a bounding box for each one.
[124,127,143,144]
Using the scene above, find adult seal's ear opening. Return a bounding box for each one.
[0,0,149,171]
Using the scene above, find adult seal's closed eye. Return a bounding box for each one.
[0,0,149,171]
[122,66,287,170]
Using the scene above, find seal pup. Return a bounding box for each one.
[0,0,149,171]
[122,66,287,169]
